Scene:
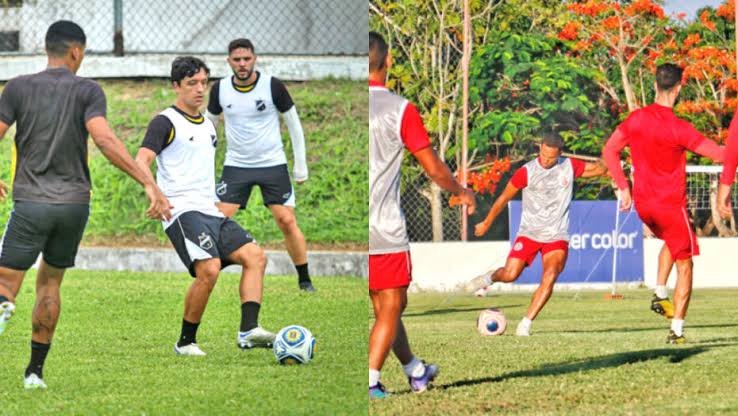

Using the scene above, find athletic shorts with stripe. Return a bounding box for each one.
[635,204,699,260]
[0,201,89,270]
[216,164,294,208]
[165,211,255,277]
[508,236,569,265]
[368,251,412,291]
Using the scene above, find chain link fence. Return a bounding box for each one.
[0,0,367,55]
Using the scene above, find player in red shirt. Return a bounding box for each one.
[717,111,738,217]
[602,63,723,344]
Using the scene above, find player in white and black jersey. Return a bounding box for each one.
[135,56,276,356]
[205,38,315,292]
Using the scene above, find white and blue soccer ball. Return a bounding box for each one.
[273,325,316,365]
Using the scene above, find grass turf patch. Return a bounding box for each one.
[370,289,738,415]
[0,270,367,415]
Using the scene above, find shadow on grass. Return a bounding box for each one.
[403,304,524,318]
[549,322,738,334]
[436,342,737,392]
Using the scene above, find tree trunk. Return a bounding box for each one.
[429,182,444,241]
[617,55,638,111]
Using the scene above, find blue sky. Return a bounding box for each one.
[663,0,725,20]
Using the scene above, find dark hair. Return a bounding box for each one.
[45,20,86,57]
[656,63,683,92]
[170,56,210,85]
[228,38,255,54]
[369,31,389,72]
[541,131,565,150]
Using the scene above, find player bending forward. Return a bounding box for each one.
[136,56,275,356]
[473,133,607,336]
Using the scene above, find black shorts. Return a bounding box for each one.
[0,201,89,270]
[216,164,295,208]
[165,211,255,277]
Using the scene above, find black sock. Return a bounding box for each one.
[296,263,311,283]
[240,301,260,332]
[0,295,9,304]
[25,341,51,379]
[178,320,199,347]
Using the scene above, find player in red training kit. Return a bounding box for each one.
[602,63,723,344]
[717,110,738,218]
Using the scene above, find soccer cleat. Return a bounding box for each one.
[666,330,686,344]
[369,382,388,399]
[0,301,15,337]
[408,362,439,393]
[299,281,317,292]
[474,285,493,297]
[174,342,207,356]
[23,373,47,390]
[651,294,675,319]
[237,326,276,349]
[464,271,493,294]
[515,321,531,337]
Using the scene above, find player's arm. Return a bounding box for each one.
[134,147,158,186]
[474,182,520,237]
[87,116,172,220]
[580,159,608,178]
[273,78,308,183]
[602,127,632,211]
[0,121,9,200]
[205,80,222,127]
[0,81,17,200]
[413,147,475,213]
[718,114,738,218]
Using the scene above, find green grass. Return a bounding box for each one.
[0,270,367,415]
[370,289,738,415]
[0,78,367,245]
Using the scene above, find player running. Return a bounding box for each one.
[0,21,171,389]
[135,56,275,356]
[205,39,315,292]
[369,32,476,398]
[473,133,607,336]
[603,63,723,344]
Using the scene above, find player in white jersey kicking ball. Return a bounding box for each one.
[136,56,275,356]
[205,39,315,292]
[473,133,607,336]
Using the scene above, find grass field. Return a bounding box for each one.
[370,289,738,415]
[0,270,367,415]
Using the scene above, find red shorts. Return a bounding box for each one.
[369,251,412,291]
[508,236,568,265]
[636,204,699,260]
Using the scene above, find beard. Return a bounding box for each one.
[233,68,252,81]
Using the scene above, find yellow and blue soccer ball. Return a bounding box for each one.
[273,325,316,365]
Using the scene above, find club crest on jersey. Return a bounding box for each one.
[514,242,523,251]
[255,99,266,111]
[211,134,217,147]
[560,175,570,187]
[198,232,214,250]
[216,181,228,196]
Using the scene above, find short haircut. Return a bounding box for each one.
[656,63,683,92]
[228,38,255,55]
[45,20,86,57]
[541,131,565,150]
[369,31,389,72]
[171,56,210,85]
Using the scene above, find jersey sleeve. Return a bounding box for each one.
[207,80,222,115]
[400,102,431,154]
[570,158,586,178]
[82,81,107,122]
[271,77,295,113]
[140,115,175,155]
[0,79,19,125]
[678,120,709,152]
[510,166,528,189]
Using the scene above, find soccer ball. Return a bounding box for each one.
[273,325,316,365]
[477,308,506,336]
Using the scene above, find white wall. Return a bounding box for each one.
[409,237,738,292]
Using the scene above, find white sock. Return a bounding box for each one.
[519,317,532,329]
[671,319,684,336]
[369,369,380,387]
[402,356,425,378]
[655,285,668,299]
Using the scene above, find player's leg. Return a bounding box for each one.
[176,257,221,355]
[223,233,276,349]
[668,258,693,344]
[473,238,532,297]
[517,246,567,336]
[391,318,439,393]
[0,268,26,337]
[369,287,405,398]
[651,244,675,319]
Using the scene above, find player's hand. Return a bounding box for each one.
[0,180,8,201]
[618,187,632,212]
[296,178,307,185]
[717,183,732,219]
[474,220,491,237]
[451,189,476,214]
[144,183,173,221]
